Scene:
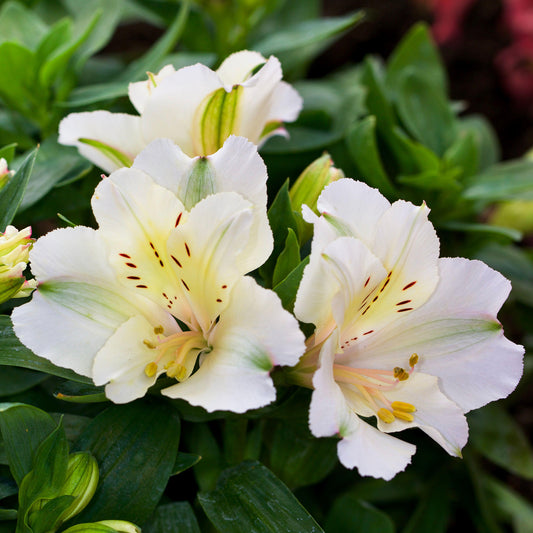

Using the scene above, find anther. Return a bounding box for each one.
[409,353,419,367]
[391,401,416,412]
[393,367,410,381]
[167,363,187,380]
[154,325,164,335]
[392,410,414,422]
[144,362,158,377]
[377,408,395,424]
[143,339,156,349]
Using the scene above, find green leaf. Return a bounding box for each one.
[324,494,394,533]
[18,138,91,211]
[397,167,461,191]
[118,0,190,83]
[386,22,446,97]
[64,82,129,107]
[442,130,479,180]
[395,70,457,157]
[459,115,500,171]
[254,11,364,75]
[0,368,48,397]
[346,116,396,198]
[172,452,201,476]
[74,401,180,525]
[0,403,56,485]
[439,221,522,242]
[0,315,93,384]
[474,243,533,306]
[0,2,48,51]
[487,477,533,533]
[27,495,75,533]
[468,403,533,479]
[0,143,16,164]
[273,256,309,313]
[463,159,533,201]
[0,147,37,231]
[272,228,300,287]
[0,42,40,117]
[259,181,298,286]
[145,502,201,533]
[0,508,17,520]
[269,421,337,490]
[187,423,224,492]
[198,461,323,533]
[35,18,71,68]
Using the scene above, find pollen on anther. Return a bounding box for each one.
[409,353,419,367]
[394,367,410,381]
[377,408,395,424]
[144,362,158,377]
[154,325,164,334]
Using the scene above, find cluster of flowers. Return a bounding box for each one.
[11,51,524,480]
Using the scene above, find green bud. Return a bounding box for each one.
[62,520,142,533]
[183,157,216,210]
[289,153,343,244]
[489,200,533,235]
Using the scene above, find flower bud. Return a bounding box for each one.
[0,158,13,190]
[289,153,343,243]
[62,520,141,533]
[0,225,35,304]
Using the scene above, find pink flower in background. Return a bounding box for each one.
[504,0,533,38]
[422,0,477,44]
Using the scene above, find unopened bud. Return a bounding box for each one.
[62,521,141,533]
[289,153,343,243]
[0,225,35,303]
[0,158,13,190]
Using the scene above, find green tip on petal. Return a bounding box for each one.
[183,157,216,210]
[79,138,133,168]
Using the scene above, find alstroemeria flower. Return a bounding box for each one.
[0,158,13,189]
[12,142,305,409]
[291,179,524,480]
[58,50,302,172]
[0,225,36,303]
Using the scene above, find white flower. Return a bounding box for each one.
[291,179,524,480]
[12,141,305,409]
[58,51,302,172]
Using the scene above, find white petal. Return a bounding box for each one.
[93,315,177,403]
[141,64,223,157]
[58,111,145,173]
[11,227,173,376]
[92,168,191,319]
[132,138,196,199]
[237,56,284,144]
[337,421,416,481]
[128,64,176,114]
[168,193,270,331]
[351,258,524,412]
[376,372,468,457]
[162,277,305,412]
[216,50,267,86]
[262,81,303,127]
[316,179,391,245]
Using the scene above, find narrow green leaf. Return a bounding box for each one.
[145,502,201,533]
[172,452,201,476]
[0,403,56,486]
[0,2,48,50]
[272,228,300,287]
[0,143,16,164]
[325,494,394,533]
[395,70,457,157]
[0,148,37,231]
[439,221,522,242]
[269,421,336,490]
[198,461,323,533]
[18,138,91,211]
[463,159,533,201]
[0,368,48,397]
[273,256,309,313]
[442,130,479,179]
[469,403,533,479]
[118,1,190,83]
[74,401,180,525]
[346,116,396,197]
[386,22,447,96]
[397,168,461,191]
[0,315,93,384]
[35,18,71,69]
[459,115,500,171]
[487,477,533,533]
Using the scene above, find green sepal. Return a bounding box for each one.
[272,228,300,287]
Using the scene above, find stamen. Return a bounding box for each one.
[144,362,158,377]
[409,353,419,367]
[154,325,164,335]
[378,408,395,424]
[393,367,410,381]
[143,339,156,349]
[391,401,416,412]
[392,410,414,422]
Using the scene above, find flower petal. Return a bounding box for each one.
[162,276,305,412]
[260,81,303,141]
[141,64,223,157]
[11,227,173,376]
[92,168,191,320]
[58,111,145,173]
[128,64,176,114]
[216,50,267,86]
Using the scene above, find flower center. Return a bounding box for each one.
[143,326,208,381]
[333,353,419,424]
